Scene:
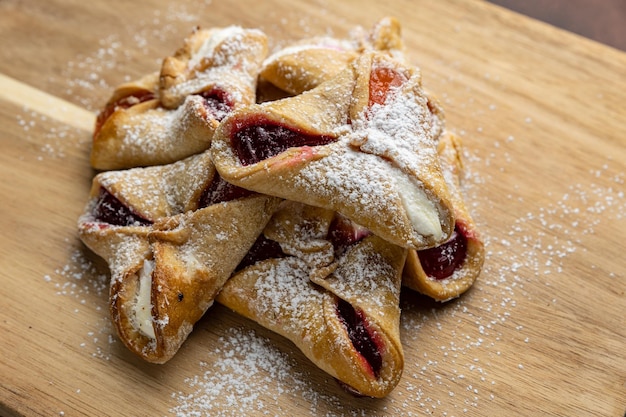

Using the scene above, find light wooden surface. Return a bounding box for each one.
[1,0,626,416]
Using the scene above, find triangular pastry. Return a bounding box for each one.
[212,51,455,250]
[91,26,267,171]
[216,202,407,397]
[78,152,282,363]
[403,132,485,301]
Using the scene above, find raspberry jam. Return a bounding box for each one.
[336,298,382,377]
[197,173,253,208]
[197,88,232,121]
[368,66,405,107]
[235,234,286,271]
[231,116,337,166]
[327,214,370,256]
[417,226,468,280]
[94,90,156,138]
[92,187,152,227]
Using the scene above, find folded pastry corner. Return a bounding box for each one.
[403,132,485,301]
[159,25,268,109]
[212,51,454,250]
[90,72,217,170]
[260,36,359,95]
[262,200,337,272]
[210,59,354,180]
[217,204,406,397]
[357,16,406,62]
[259,16,406,96]
[78,152,282,363]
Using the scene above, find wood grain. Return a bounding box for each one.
[1,0,625,416]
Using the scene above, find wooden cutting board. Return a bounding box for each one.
[1,0,625,415]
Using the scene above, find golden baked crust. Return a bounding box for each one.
[212,51,454,250]
[108,196,280,363]
[402,132,485,301]
[217,202,406,397]
[359,16,406,61]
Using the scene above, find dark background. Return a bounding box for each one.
[487,0,626,51]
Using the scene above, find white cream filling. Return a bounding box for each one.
[393,172,443,242]
[133,259,156,339]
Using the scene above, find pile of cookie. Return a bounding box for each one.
[78,17,484,398]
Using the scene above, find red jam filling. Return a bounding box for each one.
[417,225,468,280]
[368,66,405,107]
[94,90,156,138]
[327,214,370,256]
[92,187,152,227]
[235,234,286,271]
[231,116,337,166]
[197,173,253,208]
[336,298,382,377]
[196,88,232,121]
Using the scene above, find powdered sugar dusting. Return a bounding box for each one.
[351,68,436,177]
[95,151,211,219]
[296,145,441,247]
[113,95,204,161]
[166,136,624,416]
[169,328,317,417]
[44,246,117,361]
[327,240,399,309]
[15,108,90,162]
[245,258,324,332]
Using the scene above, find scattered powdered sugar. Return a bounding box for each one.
[15,109,90,162]
[48,247,108,301]
[169,134,626,416]
[35,71,625,417]
[57,3,214,111]
[44,245,118,361]
[389,137,626,414]
[170,326,421,417]
[170,327,318,417]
